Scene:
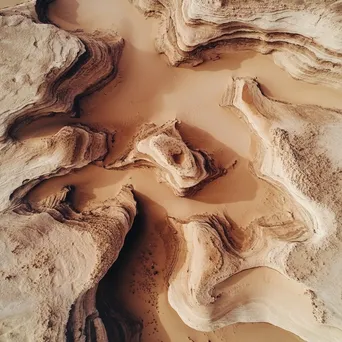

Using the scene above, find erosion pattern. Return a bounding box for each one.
[106,120,225,196]
[131,0,342,89]
[166,78,342,342]
[3,1,342,342]
[0,2,137,341]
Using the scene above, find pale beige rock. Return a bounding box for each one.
[223,78,342,327]
[0,185,136,342]
[131,0,342,89]
[0,125,108,212]
[0,0,123,141]
[0,1,136,341]
[166,77,342,342]
[106,120,225,196]
[3,0,342,341]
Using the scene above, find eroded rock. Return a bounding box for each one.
[0,0,123,141]
[0,1,137,341]
[131,0,342,89]
[0,185,136,342]
[106,120,225,196]
[0,125,108,212]
[165,77,342,342]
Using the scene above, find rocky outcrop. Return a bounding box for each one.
[131,0,342,89]
[0,0,123,141]
[4,0,342,341]
[0,1,136,341]
[165,77,342,342]
[1,186,136,342]
[0,125,108,212]
[222,78,342,323]
[106,120,225,196]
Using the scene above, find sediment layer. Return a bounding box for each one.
[106,120,225,196]
[3,0,342,341]
[0,2,134,341]
[0,0,123,141]
[131,0,342,89]
[165,77,342,342]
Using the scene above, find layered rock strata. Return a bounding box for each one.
[3,0,342,341]
[131,0,342,89]
[166,77,342,342]
[0,0,123,140]
[0,1,136,341]
[66,284,142,342]
[106,120,225,196]
[0,125,108,212]
[1,185,136,342]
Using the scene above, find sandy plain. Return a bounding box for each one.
[2,0,342,340]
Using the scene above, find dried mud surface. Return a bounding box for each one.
[2,0,342,342]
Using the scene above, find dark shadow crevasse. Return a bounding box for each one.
[66,213,144,342]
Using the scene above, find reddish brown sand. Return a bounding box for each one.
[5,0,342,341]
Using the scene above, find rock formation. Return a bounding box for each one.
[66,284,142,342]
[1,185,136,342]
[165,77,342,342]
[0,1,137,341]
[106,120,225,196]
[0,125,108,212]
[0,0,123,140]
[3,0,342,341]
[131,0,342,89]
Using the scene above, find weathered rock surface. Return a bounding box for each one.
[0,185,136,342]
[131,0,342,89]
[106,120,225,196]
[0,0,123,141]
[0,125,108,212]
[165,77,342,342]
[3,0,342,341]
[0,1,136,341]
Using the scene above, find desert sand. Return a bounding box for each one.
[1,0,342,341]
